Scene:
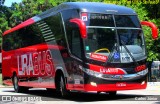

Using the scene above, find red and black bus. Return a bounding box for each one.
[2,2,158,97]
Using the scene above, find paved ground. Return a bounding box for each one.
[0,83,159,104]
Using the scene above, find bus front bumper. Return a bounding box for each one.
[83,81,147,92]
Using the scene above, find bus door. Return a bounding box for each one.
[65,22,85,90]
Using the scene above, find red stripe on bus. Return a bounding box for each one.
[89,64,127,75]
[3,80,56,89]
[66,83,147,91]
[3,18,35,36]
[84,83,147,91]
[16,43,65,50]
[19,82,55,88]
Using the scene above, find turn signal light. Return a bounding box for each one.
[135,65,146,72]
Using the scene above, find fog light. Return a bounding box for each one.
[90,82,97,87]
[141,81,145,85]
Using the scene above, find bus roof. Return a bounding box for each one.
[3,2,136,36]
[64,2,136,14]
[37,2,136,19]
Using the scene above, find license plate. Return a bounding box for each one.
[116,82,126,87]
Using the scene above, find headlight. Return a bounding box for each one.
[137,68,148,75]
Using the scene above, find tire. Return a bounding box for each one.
[97,91,101,94]
[12,74,28,93]
[108,91,117,96]
[46,88,56,93]
[58,75,70,97]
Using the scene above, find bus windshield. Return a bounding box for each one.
[84,13,145,63]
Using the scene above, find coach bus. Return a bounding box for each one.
[2,2,158,97]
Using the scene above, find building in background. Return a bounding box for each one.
[0,0,5,5]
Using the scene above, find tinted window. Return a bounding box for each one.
[62,9,79,23]
[3,13,67,52]
[115,15,140,28]
[20,24,45,47]
[3,23,45,51]
[62,10,82,58]
[71,29,82,58]
[43,13,66,47]
[3,33,14,51]
[65,25,82,58]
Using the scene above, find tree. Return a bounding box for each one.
[0,5,11,44]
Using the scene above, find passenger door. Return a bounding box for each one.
[67,27,84,90]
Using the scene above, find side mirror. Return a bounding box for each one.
[141,21,158,40]
[69,18,87,38]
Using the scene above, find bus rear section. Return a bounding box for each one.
[2,2,158,97]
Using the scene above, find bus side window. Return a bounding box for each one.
[70,29,82,58]
[3,35,11,51]
[3,33,17,51]
[44,13,67,48]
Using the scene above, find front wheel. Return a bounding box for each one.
[46,88,56,93]
[58,75,70,97]
[108,91,117,96]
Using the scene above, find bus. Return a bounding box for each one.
[2,2,158,97]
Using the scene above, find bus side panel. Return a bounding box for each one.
[2,50,15,86]
[16,44,56,88]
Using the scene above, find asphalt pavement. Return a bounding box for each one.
[0,82,159,104]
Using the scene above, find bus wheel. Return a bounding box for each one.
[59,75,69,97]
[108,91,117,96]
[97,91,101,94]
[12,74,28,93]
[46,88,56,93]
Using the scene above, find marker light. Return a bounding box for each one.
[141,81,145,85]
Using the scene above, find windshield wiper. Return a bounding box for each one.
[120,40,139,66]
[103,43,119,66]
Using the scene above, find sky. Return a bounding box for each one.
[4,0,22,7]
